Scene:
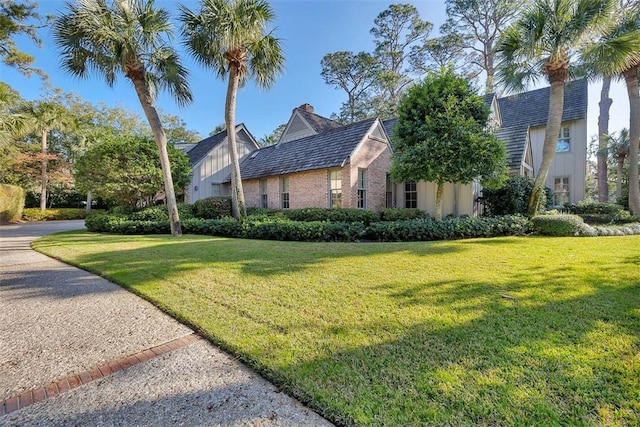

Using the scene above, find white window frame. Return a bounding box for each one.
[386,174,394,208]
[280,176,290,209]
[556,126,571,152]
[329,170,342,208]
[259,178,268,208]
[553,176,570,206]
[357,168,367,209]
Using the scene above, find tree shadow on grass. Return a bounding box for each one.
[283,275,640,426]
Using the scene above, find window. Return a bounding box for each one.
[211,183,222,196]
[357,168,367,209]
[554,177,570,206]
[280,176,289,209]
[386,174,394,208]
[330,170,342,208]
[259,178,268,208]
[556,126,570,152]
[405,181,417,208]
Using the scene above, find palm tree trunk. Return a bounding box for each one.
[226,64,246,220]
[435,180,444,220]
[597,76,612,202]
[624,67,640,215]
[484,42,495,94]
[129,75,182,236]
[40,128,48,213]
[527,77,565,215]
[617,153,625,200]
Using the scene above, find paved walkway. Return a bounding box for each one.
[0,221,332,426]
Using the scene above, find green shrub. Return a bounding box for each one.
[85,213,124,232]
[564,201,634,224]
[129,206,169,221]
[84,214,168,234]
[177,202,195,220]
[480,176,550,216]
[565,201,625,215]
[183,217,244,237]
[281,207,379,225]
[246,207,281,217]
[23,208,104,221]
[0,184,25,224]
[244,217,365,242]
[364,215,532,241]
[380,208,428,221]
[193,197,232,219]
[531,214,586,236]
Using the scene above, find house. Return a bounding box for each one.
[187,79,587,215]
[184,124,260,203]
[229,105,392,211]
[495,78,588,206]
[383,79,587,214]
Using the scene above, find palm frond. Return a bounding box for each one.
[180,0,284,86]
[53,0,192,105]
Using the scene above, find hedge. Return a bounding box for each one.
[364,215,533,242]
[0,184,25,224]
[23,208,105,221]
[564,201,636,224]
[86,212,534,242]
[380,208,428,221]
[280,207,379,225]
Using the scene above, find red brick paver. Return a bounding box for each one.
[0,333,201,416]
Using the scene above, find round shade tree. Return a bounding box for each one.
[391,66,506,220]
[75,135,191,210]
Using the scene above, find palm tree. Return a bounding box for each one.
[582,7,640,214]
[608,128,630,200]
[180,0,284,219]
[497,0,615,215]
[17,101,70,212]
[53,0,192,236]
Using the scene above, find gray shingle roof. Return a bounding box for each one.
[497,79,588,128]
[296,108,343,133]
[382,118,398,140]
[187,129,228,166]
[229,118,378,181]
[173,143,197,153]
[494,125,530,170]
[484,93,496,106]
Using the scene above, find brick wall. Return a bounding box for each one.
[288,169,328,209]
[239,136,391,212]
[346,137,391,212]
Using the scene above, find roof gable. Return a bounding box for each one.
[279,104,343,143]
[497,79,588,128]
[187,124,259,166]
[233,118,379,181]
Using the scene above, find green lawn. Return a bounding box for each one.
[34,232,640,426]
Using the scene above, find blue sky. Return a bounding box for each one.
[0,0,631,143]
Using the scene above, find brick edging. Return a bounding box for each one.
[0,333,202,416]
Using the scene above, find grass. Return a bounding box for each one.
[34,232,640,426]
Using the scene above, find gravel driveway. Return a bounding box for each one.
[0,221,332,426]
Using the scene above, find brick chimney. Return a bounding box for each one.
[299,103,314,113]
